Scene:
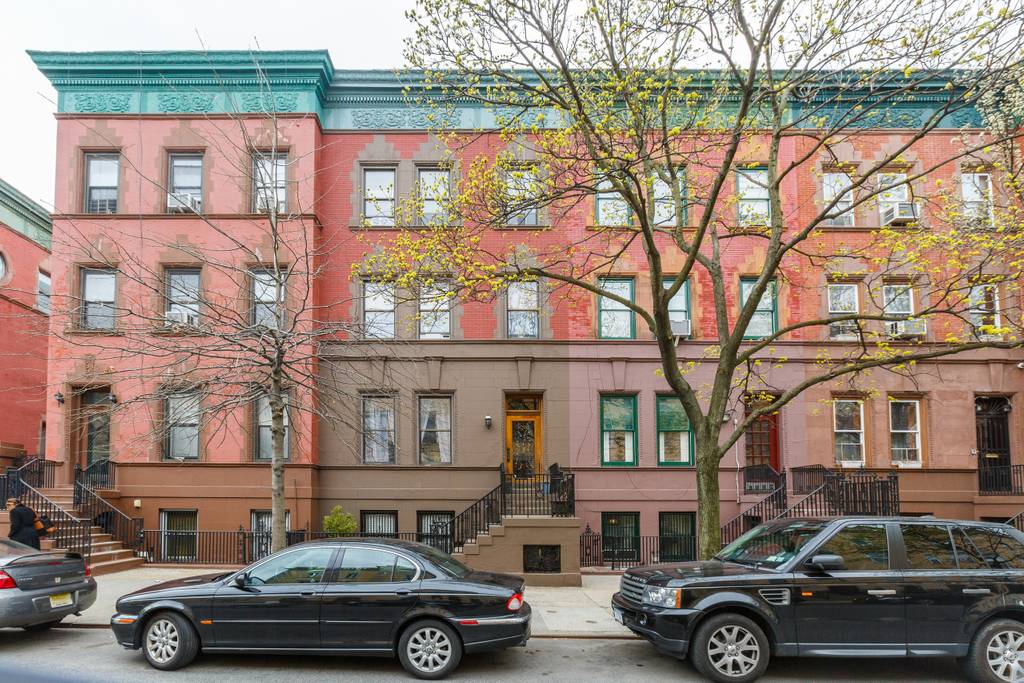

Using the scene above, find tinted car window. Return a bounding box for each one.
[815,524,888,570]
[334,548,399,582]
[901,524,957,570]
[247,547,333,585]
[716,521,827,569]
[952,528,988,569]
[966,526,1024,569]
[393,556,418,582]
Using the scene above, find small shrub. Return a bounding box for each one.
[322,505,357,536]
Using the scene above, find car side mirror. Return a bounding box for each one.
[806,554,845,572]
[233,572,249,588]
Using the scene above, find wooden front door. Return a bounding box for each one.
[977,396,1011,492]
[505,395,543,478]
[745,400,780,471]
[76,389,111,467]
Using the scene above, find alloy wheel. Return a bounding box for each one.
[146,618,180,664]
[406,626,453,673]
[706,624,761,678]
[987,629,1024,682]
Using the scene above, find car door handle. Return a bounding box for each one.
[867,589,897,596]
[396,590,412,596]
[300,591,317,597]
[963,588,992,595]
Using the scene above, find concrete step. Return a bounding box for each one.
[488,524,506,537]
[462,543,480,555]
[89,548,135,564]
[476,534,493,547]
[90,556,144,576]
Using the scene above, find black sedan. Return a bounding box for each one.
[111,538,530,679]
[0,538,96,630]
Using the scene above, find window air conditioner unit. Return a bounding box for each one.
[829,320,860,339]
[887,318,927,338]
[165,310,199,327]
[168,193,202,213]
[670,319,692,338]
[880,202,918,226]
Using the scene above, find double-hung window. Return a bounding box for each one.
[418,280,451,339]
[363,281,396,339]
[598,277,634,339]
[890,399,921,466]
[251,269,283,329]
[168,154,203,212]
[961,172,994,226]
[596,178,631,226]
[657,395,692,466]
[165,268,200,326]
[418,396,452,464]
[883,284,925,338]
[827,283,859,340]
[255,393,289,461]
[652,173,685,226]
[36,272,51,314]
[969,284,1000,337]
[166,392,200,459]
[833,399,865,466]
[663,278,690,332]
[740,278,776,339]
[507,281,540,339]
[823,172,854,227]
[601,395,637,466]
[504,166,539,226]
[252,152,287,213]
[363,168,396,226]
[85,153,119,213]
[80,268,116,329]
[736,168,770,226]
[418,168,450,225]
[878,172,915,225]
[362,395,396,464]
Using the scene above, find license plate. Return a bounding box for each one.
[49,593,73,609]
[612,607,624,624]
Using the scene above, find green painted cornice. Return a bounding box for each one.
[0,178,52,250]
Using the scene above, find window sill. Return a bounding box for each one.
[600,461,638,467]
[496,224,549,230]
[657,461,695,468]
[837,461,866,468]
[892,461,922,468]
[65,327,123,336]
[151,325,205,337]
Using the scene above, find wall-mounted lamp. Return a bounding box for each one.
[722,409,735,423]
[484,415,493,429]
[54,392,64,406]
[108,393,118,405]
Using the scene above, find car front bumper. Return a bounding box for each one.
[457,602,532,653]
[0,578,97,628]
[611,591,698,658]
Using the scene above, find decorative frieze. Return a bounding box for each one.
[350,107,458,129]
[72,92,131,113]
[156,93,215,113]
[239,92,300,113]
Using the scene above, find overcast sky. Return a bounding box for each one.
[0,0,415,209]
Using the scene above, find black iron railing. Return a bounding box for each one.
[74,482,141,554]
[448,484,503,552]
[720,473,788,547]
[978,463,1024,495]
[6,471,92,559]
[75,459,116,491]
[780,471,900,519]
[137,529,448,565]
[579,529,698,570]
[8,457,57,490]
[1005,512,1024,534]
[790,464,830,495]
[741,464,784,494]
[502,466,576,517]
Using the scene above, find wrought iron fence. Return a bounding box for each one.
[740,464,784,494]
[978,463,1024,495]
[6,469,92,559]
[75,459,115,491]
[790,464,830,495]
[74,482,142,553]
[720,475,788,546]
[501,467,576,517]
[579,529,698,570]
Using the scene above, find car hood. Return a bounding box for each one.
[122,571,232,598]
[625,561,772,584]
[464,569,526,593]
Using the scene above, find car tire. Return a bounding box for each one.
[690,613,770,683]
[142,611,199,671]
[398,619,463,680]
[22,619,62,631]
[965,618,1024,683]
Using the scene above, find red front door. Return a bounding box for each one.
[745,401,780,472]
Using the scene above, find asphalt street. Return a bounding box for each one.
[0,627,968,682]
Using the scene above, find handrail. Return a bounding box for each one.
[10,457,57,490]
[978,463,1024,496]
[74,482,142,555]
[790,464,830,495]
[720,471,788,547]
[75,459,116,492]
[6,473,92,559]
[1005,511,1024,534]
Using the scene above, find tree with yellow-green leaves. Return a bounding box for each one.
[360,0,1024,557]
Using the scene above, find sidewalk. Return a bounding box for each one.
[67,567,634,638]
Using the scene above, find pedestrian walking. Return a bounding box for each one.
[6,497,41,549]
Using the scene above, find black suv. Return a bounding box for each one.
[611,517,1024,683]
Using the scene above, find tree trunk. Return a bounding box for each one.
[269,378,287,552]
[695,438,722,559]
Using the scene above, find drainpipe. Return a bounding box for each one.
[733,413,741,504]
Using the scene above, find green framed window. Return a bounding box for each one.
[656,395,693,466]
[663,278,690,328]
[596,179,631,226]
[601,395,637,466]
[736,168,770,226]
[740,278,776,339]
[598,277,635,339]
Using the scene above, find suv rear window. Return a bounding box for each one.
[901,524,957,570]
[964,526,1024,569]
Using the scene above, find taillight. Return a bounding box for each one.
[84,564,92,577]
[506,593,523,611]
[0,570,17,590]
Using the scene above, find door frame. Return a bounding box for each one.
[504,394,543,477]
[976,395,1012,492]
[744,396,781,472]
[72,386,113,470]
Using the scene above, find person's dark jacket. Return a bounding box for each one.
[9,504,40,549]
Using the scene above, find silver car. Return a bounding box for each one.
[0,539,97,630]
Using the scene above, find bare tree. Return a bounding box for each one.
[361,0,1024,556]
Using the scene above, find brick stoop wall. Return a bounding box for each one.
[453,516,582,587]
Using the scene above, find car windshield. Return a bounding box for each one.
[715,520,827,569]
[414,543,471,578]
